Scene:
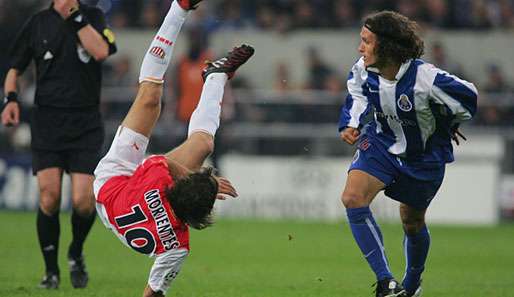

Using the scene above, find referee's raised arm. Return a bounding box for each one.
[54,0,116,61]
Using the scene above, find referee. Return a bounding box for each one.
[1,0,116,289]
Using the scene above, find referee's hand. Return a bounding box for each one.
[340,127,360,145]
[54,0,79,19]
[1,102,20,127]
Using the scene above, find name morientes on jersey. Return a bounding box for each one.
[144,189,180,250]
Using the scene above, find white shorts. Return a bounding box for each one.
[93,126,149,198]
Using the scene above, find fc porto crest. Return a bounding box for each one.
[397,94,413,112]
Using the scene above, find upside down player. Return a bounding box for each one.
[92,1,254,296]
[338,11,477,297]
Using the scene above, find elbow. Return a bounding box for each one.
[92,44,110,61]
[93,50,109,62]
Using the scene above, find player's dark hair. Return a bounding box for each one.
[364,11,424,66]
[166,167,218,230]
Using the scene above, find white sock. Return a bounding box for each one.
[188,73,228,137]
[139,1,188,83]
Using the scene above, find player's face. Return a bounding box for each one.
[358,26,378,67]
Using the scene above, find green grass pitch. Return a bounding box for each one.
[0,211,513,297]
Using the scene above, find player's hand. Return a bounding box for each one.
[214,176,238,200]
[1,102,20,127]
[340,127,360,145]
[451,128,467,146]
[54,0,79,19]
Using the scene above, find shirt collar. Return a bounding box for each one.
[366,59,413,81]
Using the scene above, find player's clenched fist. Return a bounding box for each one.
[340,127,360,145]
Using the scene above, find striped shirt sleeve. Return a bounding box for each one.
[338,60,371,131]
[430,70,478,123]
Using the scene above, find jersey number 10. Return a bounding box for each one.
[114,205,157,255]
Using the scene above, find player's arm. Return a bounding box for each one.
[165,157,238,199]
[338,59,371,145]
[54,0,116,61]
[430,70,478,144]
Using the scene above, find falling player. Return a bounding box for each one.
[92,1,254,296]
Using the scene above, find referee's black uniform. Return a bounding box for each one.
[5,1,116,289]
[10,3,116,173]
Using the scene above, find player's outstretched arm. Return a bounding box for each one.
[214,176,238,200]
[165,156,238,200]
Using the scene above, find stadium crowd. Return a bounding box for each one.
[2,0,514,31]
[1,0,513,155]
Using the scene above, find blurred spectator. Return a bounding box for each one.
[476,64,512,126]
[274,62,293,93]
[104,55,133,87]
[170,27,214,125]
[428,41,467,79]
[140,1,161,28]
[304,47,336,91]
[484,64,511,93]
[332,0,359,27]
[3,0,514,32]
[423,0,450,28]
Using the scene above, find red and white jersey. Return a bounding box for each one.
[97,155,189,256]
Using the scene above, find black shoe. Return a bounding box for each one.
[38,273,59,289]
[373,278,406,297]
[202,44,255,81]
[176,0,203,10]
[69,255,89,289]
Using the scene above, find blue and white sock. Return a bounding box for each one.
[346,206,393,281]
[402,225,430,292]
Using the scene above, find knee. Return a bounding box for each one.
[72,194,95,216]
[39,187,61,215]
[203,136,215,156]
[341,190,368,209]
[402,217,425,235]
[192,132,215,156]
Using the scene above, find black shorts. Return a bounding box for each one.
[30,106,105,175]
[30,106,104,151]
[32,149,102,175]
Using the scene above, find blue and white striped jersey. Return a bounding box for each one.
[338,57,478,163]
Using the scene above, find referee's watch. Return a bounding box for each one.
[3,92,19,106]
[2,92,19,112]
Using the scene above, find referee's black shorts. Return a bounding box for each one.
[30,106,105,175]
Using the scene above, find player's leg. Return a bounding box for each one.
[165,45,254,171]
[35,166,64,289]
[400,204,428,296]
[67,172,96,288]
[164,72,227,171]
[341,138,408,295]
[341,169,394,281]
[122,0,193,138]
